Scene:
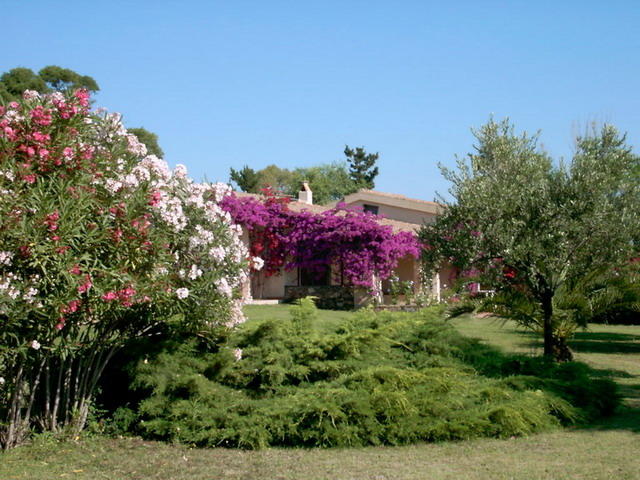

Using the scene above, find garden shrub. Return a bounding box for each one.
[105,302,618,448]
[0,90,250,448]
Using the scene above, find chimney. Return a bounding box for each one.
[298,181,313,205]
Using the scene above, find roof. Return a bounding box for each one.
[332,189,443,215]
[232,191,419,233]
[235,192,329,214]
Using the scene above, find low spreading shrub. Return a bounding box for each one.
[103,301,619,449]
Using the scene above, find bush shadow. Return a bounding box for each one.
[463,327,640,433]
[569,331,640,355]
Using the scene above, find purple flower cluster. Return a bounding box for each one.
[222,194,420,288]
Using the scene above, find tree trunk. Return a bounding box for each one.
[551,335,573,362]
[541,292,573,361]
[541,293,554,359]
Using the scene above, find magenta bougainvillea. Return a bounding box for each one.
[221,190,420,288]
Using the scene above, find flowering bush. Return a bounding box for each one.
[221,190,420,291]
[0,90,249,448]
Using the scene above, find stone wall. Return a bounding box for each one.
[284,285,355,310]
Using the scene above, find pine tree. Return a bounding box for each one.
[229,165,260,192]
[344,145,379,189]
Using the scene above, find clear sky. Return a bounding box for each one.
[4,0,639,201]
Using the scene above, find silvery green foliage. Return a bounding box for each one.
[422,119,640,359]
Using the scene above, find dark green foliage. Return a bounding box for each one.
[0,66,99,102]
[229,162,358,204]
[106,302,618,449]
[292,162,359,204]
[344,145,379,189]
[0,68,48,102]
[38,66,99,92]
[229,165,260,193]
[128,127,164,158]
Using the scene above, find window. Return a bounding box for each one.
[299,265,331,286]
[363,204,379,215]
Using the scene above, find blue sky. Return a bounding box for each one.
[4,1,639,201]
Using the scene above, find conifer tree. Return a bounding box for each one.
[344,145,379,189]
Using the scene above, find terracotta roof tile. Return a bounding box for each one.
[357,189,441,207]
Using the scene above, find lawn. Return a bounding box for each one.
[1,305,638,480]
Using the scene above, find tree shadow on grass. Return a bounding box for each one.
[515,330,640,355]
[569,331,640,354]
[576,380,640,432]
[460,327,640,433]
[507,329,640,432]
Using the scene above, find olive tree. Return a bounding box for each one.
[421,119,640,360]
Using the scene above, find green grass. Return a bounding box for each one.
[450,315,640,421]
[2,306,639,480]
[243,303,353,333]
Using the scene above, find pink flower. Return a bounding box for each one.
[112,229,123,243]
[62,147,74,158]
[30,106,52,126]
[38,148,49,159]
[102,291,118,301]
[3,126,17,141]
[23,174,36,184]
[46,211,60,222]
[81,145,95,160]
[69,264,82,275]
[77,275,93,294]
[32,131,50,143]
[62,299,82,314]
[148,190,162,206]
[73,89,90,107]
[120,286,136,298]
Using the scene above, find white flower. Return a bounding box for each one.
[126,134,148,157]
[47,91,65,104]
[174,164,188,178]
[233,348,243,361]
[0,170,15,181]
[155,266,168,275]
[23,287,38,303]
[22,90,40,100]
[0,251,14,266]
[225,300,246,328]
[123,173,139,188]
[104,179,123,194]
[216,278,233,298]
[188,264,203,280]
[251,256,264,271]
[30,340,41,350]
[0,377,5,386]
[208,246,226,262]
[175,287,189,299]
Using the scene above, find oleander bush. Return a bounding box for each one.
[0,89,249,448]
[103,300,619,449]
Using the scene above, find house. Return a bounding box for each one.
[331,190,455,303]
[240,185,452,307]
